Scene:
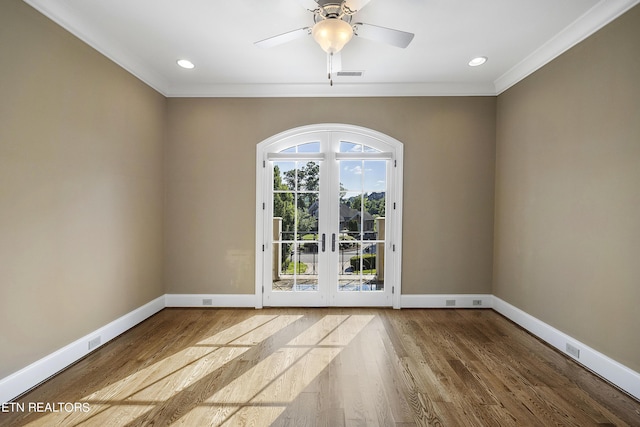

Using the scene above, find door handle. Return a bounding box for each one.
[321,233,326,252]
[332,233,336,252]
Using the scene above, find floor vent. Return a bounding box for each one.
[88,336,101,351]
[336,71,364,77]
[566,343,581,359]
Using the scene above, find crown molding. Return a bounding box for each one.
[494,0,640,94]
[164,82,497,98]
[24,0,169,94]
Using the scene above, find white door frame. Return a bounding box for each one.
[255,124,403,308]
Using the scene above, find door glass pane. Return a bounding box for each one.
[364,145,381,153]
[338,155,386,292]
[298,142,320,153]
[273,161,295,191]
[271,160,319,293]
[340,141,361,153]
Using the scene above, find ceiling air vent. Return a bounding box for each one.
[336,71,364,77]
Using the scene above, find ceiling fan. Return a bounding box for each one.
[254,0,415,83]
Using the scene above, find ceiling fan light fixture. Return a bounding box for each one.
[312,18,354,54]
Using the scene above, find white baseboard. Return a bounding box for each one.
[3,293,638,405]
[492,296,640,401]
[400,294,493,308]
[165,293,259,308]
[0,295,166,404]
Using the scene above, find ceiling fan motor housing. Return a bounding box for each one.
[313,2,354,25]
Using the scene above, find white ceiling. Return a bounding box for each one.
[24,0,639,97]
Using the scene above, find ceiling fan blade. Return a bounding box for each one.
[344,0,372,12]
[254,27,311,48]
[297,0,320,10]
[327,51,342,75]
[353,23,414,48]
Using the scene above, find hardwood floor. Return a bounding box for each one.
[1,308,639,426]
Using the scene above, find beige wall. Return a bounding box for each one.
[0,1,166,378]
[165,97,496,295]
[494,6,640,371]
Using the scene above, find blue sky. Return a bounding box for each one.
[340,160,386,197]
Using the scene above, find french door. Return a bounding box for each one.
[256,125,403,307]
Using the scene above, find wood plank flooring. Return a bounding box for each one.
[1,308,639,426]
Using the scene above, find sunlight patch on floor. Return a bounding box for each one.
[25,314,303,426]
[179,314,376,426]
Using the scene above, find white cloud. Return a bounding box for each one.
[348,165,363,175]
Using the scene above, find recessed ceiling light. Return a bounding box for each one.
[176,59,195,69]
[468,56,488,67]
